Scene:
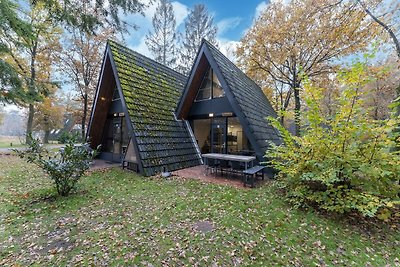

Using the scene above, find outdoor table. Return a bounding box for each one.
[202,153,256,170]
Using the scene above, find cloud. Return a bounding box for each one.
[171,1,189,27]
[217,38,240,63]
[129,36,152,57]
[216,17,243,37]
[255,1,269,19]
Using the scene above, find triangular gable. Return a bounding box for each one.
[87,44,143,172]
[106,41,201,176]
[176,40,282,160]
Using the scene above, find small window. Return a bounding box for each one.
[195,68,212,101]
[195,67,225,102]
[112,88,120,101]
[212,71,224,98]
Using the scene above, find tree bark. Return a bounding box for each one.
[26,104,35,143]
[293,69,301,136]
[43,114,49,144]
[44,130,50,144]
[81,92,88,142]
[294,86,301,136]
[26,42,37,144]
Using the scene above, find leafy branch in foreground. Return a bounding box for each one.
[267,61,400,220]
[15,135,97,196]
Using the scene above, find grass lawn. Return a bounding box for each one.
[0,136,64,151]
[0,156,399,266]
[0,136,25,148]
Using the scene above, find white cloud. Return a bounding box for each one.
[216,17,243,37]
[255,1,268,19]
[171,1,189,27]
[217,38,240,63]
[129,36,151,57]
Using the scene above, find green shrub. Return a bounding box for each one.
[267,62,400,219]
[57,131,80,144]
[16,136,97,196]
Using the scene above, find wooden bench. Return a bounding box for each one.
[243,165,265,187]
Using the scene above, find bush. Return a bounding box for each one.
[57,131,80,144]
[16,136,97,196]
[267,62,400,219]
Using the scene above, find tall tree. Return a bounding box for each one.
[145,0,177,68]
[0,0,32,104]
[178,4,218,75]
[237,0,379,136]
[59,28,114,141]
[355,0,400,115]
[3,2,62,143]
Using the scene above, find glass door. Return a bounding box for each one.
[211,118,226,154]
[112,117,122,161]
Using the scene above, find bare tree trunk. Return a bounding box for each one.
[293,69,301,136]
[26,104,35,143]
[26,43,37,144]
[44,130,50,144]
[81,92,88,142]
[43,115,49,144]
[294,87,301,136]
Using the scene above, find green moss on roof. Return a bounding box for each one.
[108,40,201,176]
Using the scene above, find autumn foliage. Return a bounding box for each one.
[267,62,400,220]
[237,0,380,135]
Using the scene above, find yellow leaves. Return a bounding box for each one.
[236,0,381,116]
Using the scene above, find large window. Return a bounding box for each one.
[227,117,252,155]
[191,117,254,156]
[195,67,225,101]
[193,119,211,154]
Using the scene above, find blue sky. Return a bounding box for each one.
[124,0,269,60]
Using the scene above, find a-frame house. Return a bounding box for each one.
[176,40,282,161]
[88,39,281,177]
[87,41,201,176]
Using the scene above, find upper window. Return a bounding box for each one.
[112,87,120,101]
[195,67,225,101]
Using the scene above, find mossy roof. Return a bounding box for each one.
[108,40,201,176]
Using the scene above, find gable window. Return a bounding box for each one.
[195,67,224,101]
[112,87,120,101]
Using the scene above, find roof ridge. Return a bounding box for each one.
[107,39,187,79]
[202,40,265,93]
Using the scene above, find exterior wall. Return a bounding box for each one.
[188,97,233,118]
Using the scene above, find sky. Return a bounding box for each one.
[3,0,270,113]
[123,0,270,61]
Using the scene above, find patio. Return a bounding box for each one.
[172,165,271,189]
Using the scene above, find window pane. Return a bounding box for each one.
[212,71,224,98]
[195,68,212,101]
[227,117,254,155]
[112,87,120,101]
[193,119,211,154]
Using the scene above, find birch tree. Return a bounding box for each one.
[178,4,218,75]
[145,0,177,68]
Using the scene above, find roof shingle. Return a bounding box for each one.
[108,41,201,176]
